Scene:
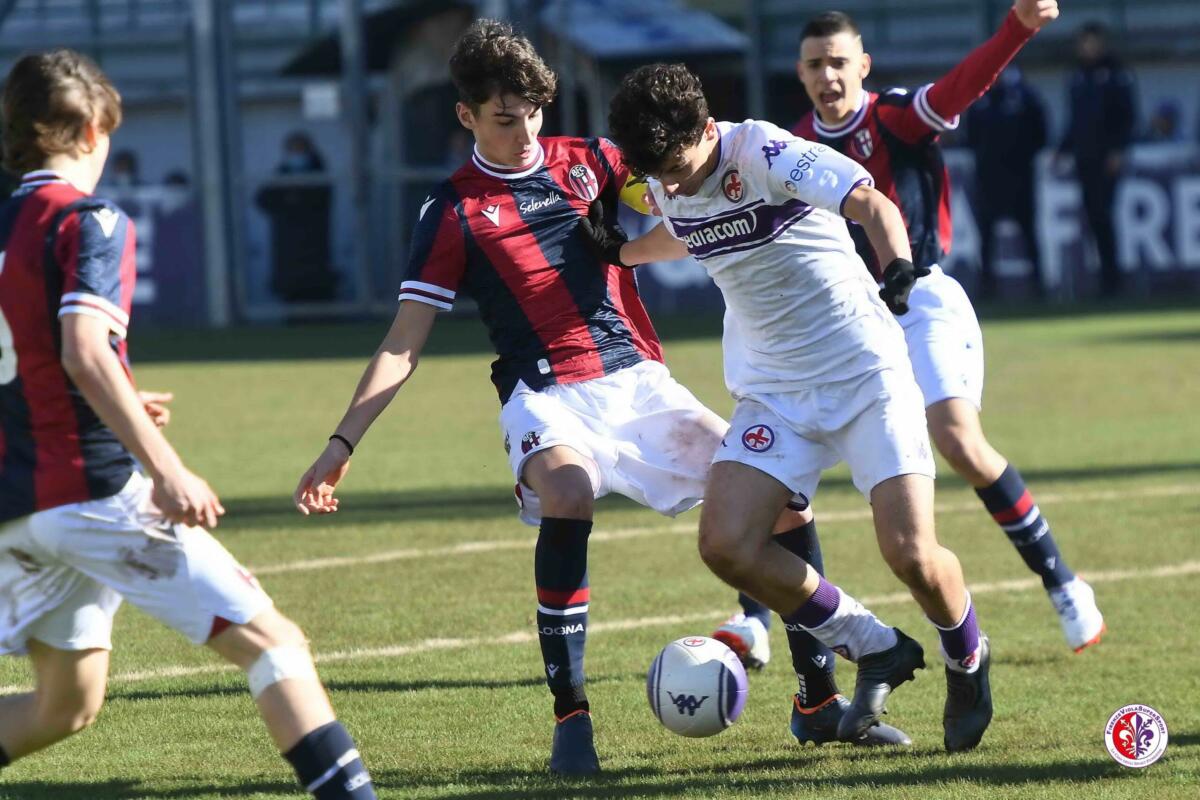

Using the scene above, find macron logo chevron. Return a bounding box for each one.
[546,664,559,678]
[418,197,435,220]
[92,208,119,239]
[482,204,501,227]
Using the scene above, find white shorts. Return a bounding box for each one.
[896,267,985,410]
[501,360,726,525]
[0,472,271,655]
[714,367,936,503]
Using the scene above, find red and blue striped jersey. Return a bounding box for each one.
[0,171,137,523]
[400,136,663,403]
[792,10,1036,277]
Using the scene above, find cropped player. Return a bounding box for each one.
[605,63,994,752]
[0,51,377,799]
[293,21,911,774]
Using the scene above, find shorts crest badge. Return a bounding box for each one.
[740,424,774,452]
[521,430,542,454]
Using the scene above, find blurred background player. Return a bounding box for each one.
[965,66,1048,299]
[0,50,376,800]
[718,0,1104,725]
[607,63,993,752]
[1058,21,1138,297]
[292,19,908,773]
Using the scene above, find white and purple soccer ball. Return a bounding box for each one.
[647,635,749,737]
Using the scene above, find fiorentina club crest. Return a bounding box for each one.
[740,425,774,453]
[682,637,708,647]
[851,128,874,159]
[721,168,744,202]
[567,163,599,201]
[1105,704,1169,768]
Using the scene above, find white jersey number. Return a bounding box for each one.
[0,252,16,385]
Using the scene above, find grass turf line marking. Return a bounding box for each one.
[251,483,1198,576]
[2,558,1195,695]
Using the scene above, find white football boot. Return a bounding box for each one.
[712,612,771,670]
[1048,578,1105,652]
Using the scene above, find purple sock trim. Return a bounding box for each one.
[786,576,840,629]
[937,601,980,660]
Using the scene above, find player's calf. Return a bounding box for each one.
[208,610,376,799]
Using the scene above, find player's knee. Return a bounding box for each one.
[931,424,985,475]
[883,546,940,590]
[697,521,756,583]
[36,692,104,739]
[210,608,311,671]
[536,480,594,519]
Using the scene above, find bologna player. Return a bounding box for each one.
[0,51,377,799]
[606,63,994,752]
[294,20,909,773]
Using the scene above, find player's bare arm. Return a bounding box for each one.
[60,314,223,528]
[293,300,437,515]
[841,184,927,314]
[620,222,690,266]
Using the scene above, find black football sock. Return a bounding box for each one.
[0,743,9,768]
[776,521,839,707]
[283,721,376,799]
[736,592,772,629]
[535,517,593,719]
[976,464,1075,589]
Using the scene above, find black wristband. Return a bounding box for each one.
[329,433,355,456]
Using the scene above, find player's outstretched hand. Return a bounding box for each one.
[153,467,225,529]
[879,258,931,315]
[139,390,174,428]
[294,442,351,516]
[577,200,630,267]
[1014,0,1058,30]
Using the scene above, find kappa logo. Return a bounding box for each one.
[567,163,599,201]
[761,139,789,168]
[521,431,542,454]
[721,168,744,202]
[811,654,828,668]
[482,204,502,226]
[741,425,774,453]
[419,196,435,220]
[667,692,709,716]
[92,207,120,238]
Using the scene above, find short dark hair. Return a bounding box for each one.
[1078,20,1108,39]
[608,63,709,178]
[2,49,122,175]
[800,11,861,44]
[449,19,557,110]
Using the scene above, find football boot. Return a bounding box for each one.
[712,612,771,671]
[943,634,993,753]
[792,694,912,746]
[836,628,925,741]
[1048,578,1106,652]
[549,710,600,776]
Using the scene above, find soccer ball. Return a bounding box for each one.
[647,636,748,737]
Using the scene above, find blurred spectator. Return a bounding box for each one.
[444,128,473,170]
[966,66,1047,298]
[163,169,190,187]
[254,131,337,303]
[1058,22,1137,297]
[109,149,140,187]
[1142,100,1182,143]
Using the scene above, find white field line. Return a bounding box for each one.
[251,482,1199,577]
[2,558,1196,696]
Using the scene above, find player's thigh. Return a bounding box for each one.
[521,445,597,517]
[700,460,795,554]
[37,474,272,647]
[28,639,110,720]
[831,368,936,500]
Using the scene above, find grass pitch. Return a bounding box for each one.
[0,304,1197,799]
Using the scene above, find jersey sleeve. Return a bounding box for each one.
[877,9,1035,144]
[54,201,136,340]
[745,121,874,217]
[399,192,466,311]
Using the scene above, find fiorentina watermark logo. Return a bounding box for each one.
[1105,704,1168,768]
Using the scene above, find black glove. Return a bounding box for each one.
[879,258,931,315]
[577,199,630,268]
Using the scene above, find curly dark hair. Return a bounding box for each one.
[449,19,557,110]
[2,49,122,175]
[607,63,708,178]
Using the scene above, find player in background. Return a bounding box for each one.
[293,20,909,775]
[604,63,993,752]
[718,0,1102,704]
[0,51,376,799]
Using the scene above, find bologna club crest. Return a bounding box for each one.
[851,128,874,159]
[567,164,599,201]
[722,168,744,203]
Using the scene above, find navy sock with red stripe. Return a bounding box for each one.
[736,592,772,628]
[283,721,375,799]
[976,465,1074,589]
[535,517,592,718]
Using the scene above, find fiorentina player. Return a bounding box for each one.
[0,51,377,798]
[723,0,1100,689]
[294,20,911,774]
[604,62,994,752]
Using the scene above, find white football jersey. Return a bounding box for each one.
[650,120,910,395]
